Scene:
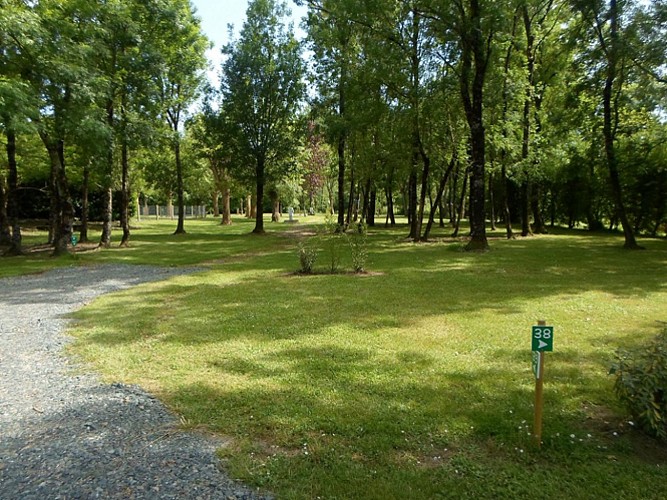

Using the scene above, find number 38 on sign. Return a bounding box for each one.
[532,326,554,352]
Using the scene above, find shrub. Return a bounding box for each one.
[610,329,667,439]
[321,215,342,273]
[297,242,318,274]
[347,222,368,273]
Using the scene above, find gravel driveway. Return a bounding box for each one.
[0,265,268,499]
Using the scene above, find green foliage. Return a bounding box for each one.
[346,221,368,273]
[219,0,306,233]
[611,328,667,440]
[320,214,342,272]
[297,240,318,274]
[63,221,667,499]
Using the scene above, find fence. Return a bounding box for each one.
[139,205,208,220]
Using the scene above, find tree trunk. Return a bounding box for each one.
[221,182,232,225]
[246,194,252,218]
[423,152,457,241]
[100,99,114,248]
[449,162,459,224]
[253,158,265,234]
[521,5,535,238]
[603,0,641,249]
[415,142,431,242]
[271,191,281,223]
[502,165,515,239]
[368,188,377,226]
[500,15,517,240]
[0,178,10,246]
[361,178,371,224]
[212,190,220,217]
[174,140,186,235]
[521,181,532,236]
[531,184,548,234]
[119,137,131,246]
[385,186,396,227]
[453,166,470,238]
[5,128,22,255]
[41,133,73,256]
[461,0,489,251]
[439,191,446,228]
[80,161,90,243]
[337,63,347,229]
[346,167,355,226]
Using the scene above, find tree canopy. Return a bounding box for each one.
[1,0,666,254]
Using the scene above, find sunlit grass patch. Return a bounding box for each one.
[61,222,667,498]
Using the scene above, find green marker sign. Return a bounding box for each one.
[532,325,554,352]
[71,234,79,246]
[532,351,541,379]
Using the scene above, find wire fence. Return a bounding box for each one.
[139,205,208,219]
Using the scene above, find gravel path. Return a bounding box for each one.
[0,265,269,499]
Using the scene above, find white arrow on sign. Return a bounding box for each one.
[538,339,548,349]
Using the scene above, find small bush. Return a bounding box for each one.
[610,329,667,439]
[347,222,368,273]
[297,242,318,274]
[321,215,342,273]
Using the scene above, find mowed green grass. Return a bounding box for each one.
[19,217,667,498]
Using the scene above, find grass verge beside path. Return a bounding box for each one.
[20,218,667,498]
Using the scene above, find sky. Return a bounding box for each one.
[189,0,308,84]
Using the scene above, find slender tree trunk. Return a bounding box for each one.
[499,16,517,240]
[346,168,355,226]
[501,165,514,239]
[368,188,377,226]
[253,158,265,234]
[174,140,186,235]
[337,63,347,229]
[531,184,547,234]
[0,129,10,246]
[221,178,232,225]
[385,186,396,227]
[5,128,22,255]
[521,6,535,238]
[41,133,73,256]
[0,178,10,246]
[461,0,489,251]
[415,142,431,242]
[489,171,496,231]
[453,166,470,238]
[271,190,281,223]
[80,162,90,243]
[407,167,418,239]
[100,99,114,248]
[449,162,459,224]
[423,151,457,241]
[212,190,220,217]
[439,193,446,228]
[602,0,641,249]
[521,181,532,236]
[119,137,131,246]
[361,178,371,224]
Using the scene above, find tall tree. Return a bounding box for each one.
[448,0,496,250]
[220,0,305,234]
[154,0,209,236]
[572,0,642,249]
[300,1,353,229]
[0,0,41,255]
[29,0,103,255]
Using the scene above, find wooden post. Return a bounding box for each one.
[534,319,546,447]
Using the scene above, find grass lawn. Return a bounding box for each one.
[9,217,667,498]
